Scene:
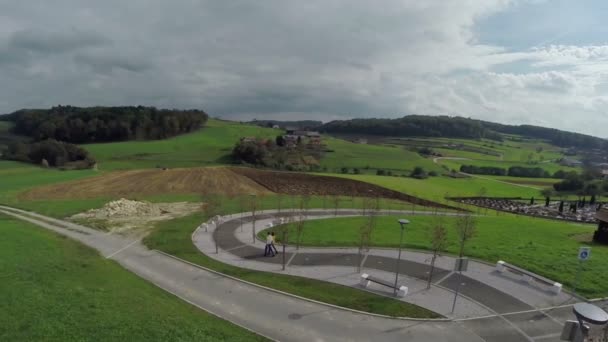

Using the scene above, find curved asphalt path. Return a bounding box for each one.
[0,205,484,342]
[214,211,533,314]
[206,209,597,341]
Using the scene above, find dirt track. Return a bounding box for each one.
[20,167,272,200]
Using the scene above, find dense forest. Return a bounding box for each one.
[248,119,322,129]
[3,105,208,144]
[319,115,607,149]
[319,115,503,141]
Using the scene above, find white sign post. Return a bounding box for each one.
[574,247,591,295]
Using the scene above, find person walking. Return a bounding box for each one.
[270,232,279,255]
[264,232,275,257]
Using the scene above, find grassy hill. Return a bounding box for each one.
[82,119,281,170]
[321,136,442,174]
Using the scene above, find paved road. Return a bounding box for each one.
[0,205,485,342]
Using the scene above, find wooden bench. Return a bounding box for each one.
[496,260,562,294]
[360,273,408,297]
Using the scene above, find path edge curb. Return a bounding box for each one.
[155,249,452,322]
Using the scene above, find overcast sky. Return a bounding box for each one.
[1,1,607,136]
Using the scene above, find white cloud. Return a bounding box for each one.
[0,0,606,136]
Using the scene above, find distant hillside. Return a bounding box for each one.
[4,105,208,144]
[248,119,322,130]
[320,115,606,149]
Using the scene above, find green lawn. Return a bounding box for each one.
[259,214,606,297]
[331,174,542,201]
[0,214,265,341]
[83,119,281,170]
[143,213,440,318]
[321,137,442,174]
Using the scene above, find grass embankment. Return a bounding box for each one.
[0,214,265,341]
[83,119,280,171]
[144,213,440,318]
[259,214,607,298]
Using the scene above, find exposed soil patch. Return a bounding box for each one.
[20,167,272,200]
[69,198,202,233]
[231,167,459,210]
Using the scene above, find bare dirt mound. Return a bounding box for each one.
[69,198,202,233]
[21,167,272,200]
[231,167,459,210]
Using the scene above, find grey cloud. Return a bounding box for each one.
[74,53,151,73]
[8,28,110,53]
[0,1,606,136]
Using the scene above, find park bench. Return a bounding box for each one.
[360,273,408,297]
[495,260,562,294]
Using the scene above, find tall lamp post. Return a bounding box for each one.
[250,194,257,243]
[394,219,409,296]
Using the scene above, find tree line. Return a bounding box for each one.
[319,115,607,149]
[3,139,95,169]
[320,115,503,141]
[5,105,208,143]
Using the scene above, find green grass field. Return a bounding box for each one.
[437,158,576,175]
[82,119,281,170]
[0,214,265,341]
[143,213,439,318]
[331,173,542,201]
[321,137,442,174]
[0,120,12,131]
[259,214,606,297]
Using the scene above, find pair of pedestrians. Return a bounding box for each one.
[264,232,278,257]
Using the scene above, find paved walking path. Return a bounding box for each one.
[3,205,606,341]
[193,209,606,341]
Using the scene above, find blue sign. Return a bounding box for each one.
[578,247,591,261]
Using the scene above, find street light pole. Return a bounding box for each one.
[250,194,257,243]
[394,219,410,296]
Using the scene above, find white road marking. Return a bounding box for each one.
[105,239,139,259]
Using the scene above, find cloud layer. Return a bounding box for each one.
[0,1,606,136]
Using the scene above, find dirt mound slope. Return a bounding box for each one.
[231,167,459,210]
[69,198,202,233]
[21,167,272,200]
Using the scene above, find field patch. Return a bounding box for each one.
[231,167,457,210]
[20,167,272,200]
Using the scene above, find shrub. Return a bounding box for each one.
[410,166,428,179]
